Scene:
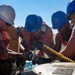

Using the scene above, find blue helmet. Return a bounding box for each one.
[38,16,43,28]
[51,11,69,29]
[25,14,43,32]
[67,0,75,17]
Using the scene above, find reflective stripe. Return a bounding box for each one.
[0,31,9,48]
[1,31,9,47]
[38,51,43,57]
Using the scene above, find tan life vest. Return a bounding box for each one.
[40,25,53,47]
[6,25,19,52]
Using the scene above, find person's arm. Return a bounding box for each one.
[43,34,61,61]
[48,27,54,49]
[56,26,75,61]
[53,34,61,52]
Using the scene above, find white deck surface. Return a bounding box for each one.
[32,63,75,75]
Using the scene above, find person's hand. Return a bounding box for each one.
[0,46,7,55]
[0,53,9,60]
[23,51,33,60]
[0,46,9,60]
[34,40,44,50]
[32,57,52,65]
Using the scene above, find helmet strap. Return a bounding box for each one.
[6,22,11,26]
[41,25,47,34]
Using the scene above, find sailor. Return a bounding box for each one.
[0,4,26,75]
[54,0,75,62]
[17,14,55,64]
[51,11,72,52]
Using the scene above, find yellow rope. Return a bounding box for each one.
[44,45,75,62]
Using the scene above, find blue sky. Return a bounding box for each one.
[0,0,70,34]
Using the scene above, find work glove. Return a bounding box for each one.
[24,51,33,61]
[32,57,52,65]
[34,40,44,50]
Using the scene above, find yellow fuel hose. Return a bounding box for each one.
[44,45,75,62]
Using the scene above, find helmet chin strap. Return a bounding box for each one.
[6,22,11,26]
